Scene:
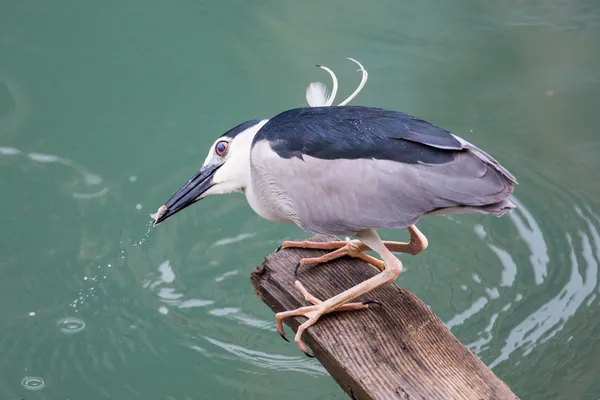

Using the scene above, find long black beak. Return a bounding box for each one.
[152,163,221,226]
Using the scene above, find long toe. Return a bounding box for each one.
[279,240,348,251]
[276,281,381,354]
[294,240,383,275]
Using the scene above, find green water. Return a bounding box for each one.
[2,1,600,398]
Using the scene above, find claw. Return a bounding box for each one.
[362,300,382,307]
[275,244,283,252]
[294,261,301,277]
[275,277,381,356]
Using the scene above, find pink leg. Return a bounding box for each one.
[276,228,405,356]
[382,225,428,255]
[278,225,427,273]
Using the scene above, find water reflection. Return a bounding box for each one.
[2,0,600,397]
[446,296,489,330]
[143,257,274,331]
[143,259,214,312]
[508,197,550,285]
[142,254,331,375]
[0,145,107,200]
[200,337,326,375]
[211,233,256,247]
[487,244,518,287]
[487,204,599,368]
[441,192,600,376]
[139,184,600,388]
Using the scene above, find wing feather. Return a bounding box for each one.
[252,143,514,236]
[250,106,516,235]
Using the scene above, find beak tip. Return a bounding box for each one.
[149,205,169,227]
[150,163,218,228]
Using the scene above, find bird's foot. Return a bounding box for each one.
[276,280,381,356]
[276,239,349,253]
[291,238,385,275]
[278,226,427,274]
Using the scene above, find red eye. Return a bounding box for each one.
[215,140,229,157]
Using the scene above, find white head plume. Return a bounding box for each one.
[305,58,368,107]
[305,82,330,107]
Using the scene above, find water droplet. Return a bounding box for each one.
[28,312,36,316]
[57,317,86,334]
[83,276,88,281]
[21,376,45,390]
[136,204,142,210]
[129,175,137,182]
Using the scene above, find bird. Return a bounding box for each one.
[150,59,517,356]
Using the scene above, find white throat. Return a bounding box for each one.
[209,119,269,195]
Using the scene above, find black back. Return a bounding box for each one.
[252,106,464,165]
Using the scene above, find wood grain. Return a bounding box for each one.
[251,234,519,400]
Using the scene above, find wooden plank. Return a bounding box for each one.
[251,234,519,400]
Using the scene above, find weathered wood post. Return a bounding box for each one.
[251,234,519,400]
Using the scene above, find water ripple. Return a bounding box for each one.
[446,296,489,330]
[487,203,598,369]
[143,259,215,313]
[508,196,550,285]
[211,233,255,247]
[57,317,86,334]
[0,145,107,200]
[201,337,326,375]
[21,376,45,391]
[442,179,600,379]
[487,244,518,287]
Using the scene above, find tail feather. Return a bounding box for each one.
[425,198,516,218]
[452,134,518,185]
[476,198,516,216]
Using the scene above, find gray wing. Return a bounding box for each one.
[251,139,515,236]
[251,106,516,236]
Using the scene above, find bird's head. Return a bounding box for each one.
[152,118,269,226]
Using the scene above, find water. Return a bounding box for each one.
[1,1,600,398]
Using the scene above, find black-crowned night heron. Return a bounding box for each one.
[151,59,517,356]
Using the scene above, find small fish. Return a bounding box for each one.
[150,205,168,223]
